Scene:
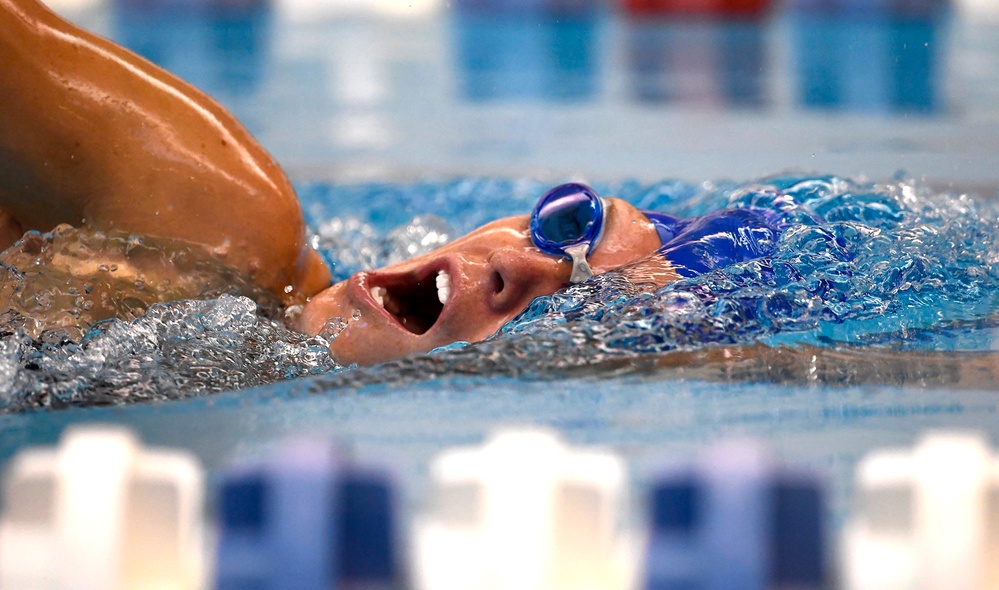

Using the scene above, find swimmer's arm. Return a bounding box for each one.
[0,0,329,303]
[0,209,24,249]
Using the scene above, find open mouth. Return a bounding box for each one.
[369,270,450,335]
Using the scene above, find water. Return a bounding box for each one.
[5,2,994,535]
[1,174,997,413]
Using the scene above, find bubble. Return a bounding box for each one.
[0,294,340,411]
[380,215,454,266]
[319,317,348,342]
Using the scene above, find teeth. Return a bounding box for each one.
[370,286,386,307]
[436,270,451,305]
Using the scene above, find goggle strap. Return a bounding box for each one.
[565,243,594,284]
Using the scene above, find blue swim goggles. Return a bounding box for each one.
[530,183,605,283]
[530,182,675,283]
[531,182,793,284]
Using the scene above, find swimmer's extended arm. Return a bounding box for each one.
[0,0,329,303]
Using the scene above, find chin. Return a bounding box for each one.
[327,333,413,366]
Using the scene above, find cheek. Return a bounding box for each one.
[326,321,387,366]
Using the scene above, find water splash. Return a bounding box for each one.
[0,295,336,411]
[1,174,997,411]
[311,214,455,283]
[506,176,999,350]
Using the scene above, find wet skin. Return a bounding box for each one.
[299,198,667,366]
[0,0,330,304]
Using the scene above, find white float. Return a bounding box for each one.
[958,0,999,23]
[413,428,634,590]
[842,431,999,590]
[0,425,204,590]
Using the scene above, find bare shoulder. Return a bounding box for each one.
[0,0,330,303]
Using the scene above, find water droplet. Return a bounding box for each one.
[319,317,348,342]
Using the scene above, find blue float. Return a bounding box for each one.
[214,441,398,590]
[644,441,825,590]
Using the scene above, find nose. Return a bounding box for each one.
[486,247,568,313]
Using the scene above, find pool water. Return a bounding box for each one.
[2,366,997,526]
[4,174,998,409]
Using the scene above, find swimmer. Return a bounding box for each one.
[0,0,787,366]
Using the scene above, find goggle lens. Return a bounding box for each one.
[530,183,604,283]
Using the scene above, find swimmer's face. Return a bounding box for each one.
[299,198,662,366]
